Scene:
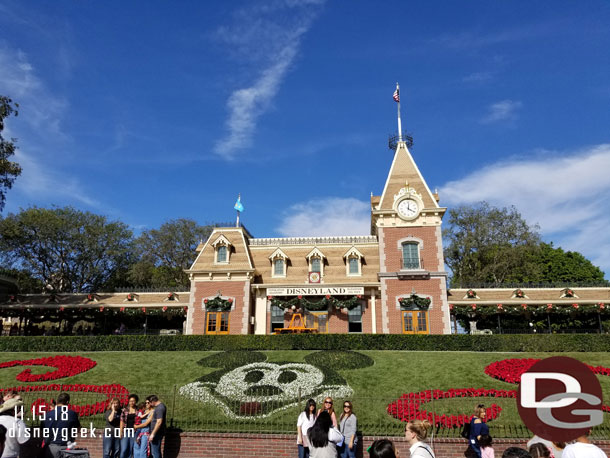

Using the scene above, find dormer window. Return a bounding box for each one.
[269,248,288,278]
[306,248,326,281]
[343,246,364,276]
[211,234,232,264]
[274,258,285,276]
[217,246,227,263]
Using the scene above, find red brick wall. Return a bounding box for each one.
[378,226,448,334]
[68,432,610,458]
[191,281,249,335]
[384,277,445,334]
[380,226,442,273]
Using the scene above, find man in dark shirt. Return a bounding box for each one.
[44,393,81,458]
[147,395,166,458]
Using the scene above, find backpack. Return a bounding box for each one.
[460,421,471,439]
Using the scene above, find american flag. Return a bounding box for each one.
[393,87,400,102]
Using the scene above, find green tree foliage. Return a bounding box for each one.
[530,242,606,284]
[0,207,133,293]
[0,267,43,293]
[444,202,607,288]
[0,96,22,211]
[443,202,541,286]
[128,219,221,288]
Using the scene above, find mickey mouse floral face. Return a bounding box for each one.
[179,350,373,419]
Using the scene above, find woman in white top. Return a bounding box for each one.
[308,411,344,458]
[405,419,435,458]
[297,399,317,458]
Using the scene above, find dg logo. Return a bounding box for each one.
[517,356,604,442]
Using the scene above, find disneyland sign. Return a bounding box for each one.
[267,287,364,296]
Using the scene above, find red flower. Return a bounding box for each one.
[298,295,303,299]
[127,294,133,301]
[572,303,579,309]
[120,307,125,312]
[99,306,104,312]
[357,295,362,299]
[228,298,233,303]
[471,304,476,310]
[497,304,503,310]
[162,306,168,312]
[167,293,173,299]
[267,296,273,300]
[521,304,527,310]
[204,299,208,304]
[183,306,188,312]
[547,304,553,310]
[59,306,65,312]
[387,388,509,427]
[449,304,454,311]
[0,356,97,382]
[141,307,146,313]
[325,295,331,299]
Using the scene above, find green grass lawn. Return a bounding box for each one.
[1,350,609,438]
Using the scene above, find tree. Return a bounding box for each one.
[443,202,541,286]
[444,202,606,287]
[0,207,133,293]
[0,96,22,212]
[529,242,606,284]
[128,219,221,288]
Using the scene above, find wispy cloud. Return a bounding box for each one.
[213,0,325,160]
[0,43,67,135]
[439,144,610,276]
[480,99,522,124]
[462,71,492,83]
[0,44,100,211]
[277,197,370,237]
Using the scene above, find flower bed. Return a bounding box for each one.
[0,355,96,382]
[387,388,510,427]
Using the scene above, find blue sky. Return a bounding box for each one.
[1,1,610,277]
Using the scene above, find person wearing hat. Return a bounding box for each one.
[0,397,29,458]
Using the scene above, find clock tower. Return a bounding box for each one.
[371,140,451,334]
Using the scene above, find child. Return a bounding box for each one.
[479,434,494,458]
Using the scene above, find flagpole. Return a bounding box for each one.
[236,209,240,227]
[236,193,241,227]
[396,82,403,142]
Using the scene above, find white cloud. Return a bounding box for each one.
[439,144,610,276]
[213,1,324,159]
[0,44,100,211]
[480,99,522,124]
[277,197,370,237]
[0,44,67,135]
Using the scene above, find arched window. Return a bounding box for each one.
[402,242,420,269]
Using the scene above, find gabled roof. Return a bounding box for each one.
[268,248,289,261]
[343,246,365,259]
[377,142,439,211]
[306,247,326,260]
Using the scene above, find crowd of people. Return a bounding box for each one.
[296,400,608,458]
[0,391,167,458]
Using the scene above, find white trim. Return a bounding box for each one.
[211,234,232,248]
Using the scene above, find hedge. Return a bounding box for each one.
[0,333,609,352]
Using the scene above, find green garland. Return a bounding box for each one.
[451,303,608,317]
[398,294,431,311]
[269,295,363,311]
[203,296,233,311]
[0,305,187,318]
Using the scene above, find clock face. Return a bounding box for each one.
[397,199,419,219]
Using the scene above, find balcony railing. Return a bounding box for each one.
[402,258,424,270]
